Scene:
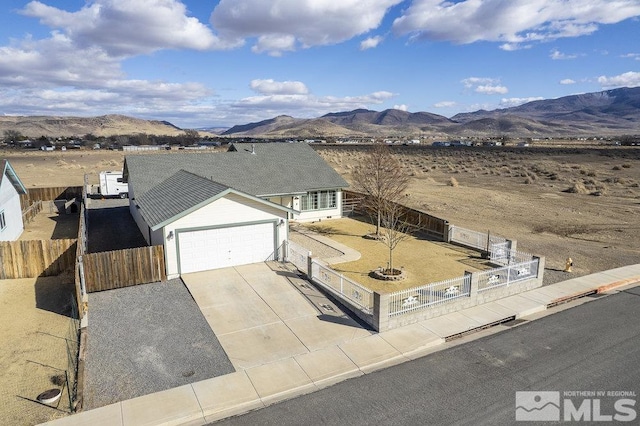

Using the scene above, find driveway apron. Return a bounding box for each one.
[182,263,372,370]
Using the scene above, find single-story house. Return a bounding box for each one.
[0,159,28,241]
[123,142,348,277]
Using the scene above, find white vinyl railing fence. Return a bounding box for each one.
[285,238,541,329]
[388,275,472,316]
[477,258,539,292]
[286,240,311,272]
[311,260,374,313]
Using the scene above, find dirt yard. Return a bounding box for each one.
[296,217,493,292]
[316,145,640,284]
[0,275,77,425]
[1,200,79,425]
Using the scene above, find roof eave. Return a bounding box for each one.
[1,160,27,195]
[149,187,295,231]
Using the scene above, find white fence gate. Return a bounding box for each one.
[450,226,506,251]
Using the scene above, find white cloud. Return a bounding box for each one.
[211,0,402,55]
[360,36,385,50]
[20,0,238,56]
[462,77,508,95]
[560,78,576,85]
[251,35,296,56]
[394,104,408,111]
[621,53,640,60]
[597,71,640,88]
[231,89,395,115]
[500,97,544,108]
[250,79,309,95]
[476,85,508,95]
[434,101,456,108]
[550,49,579,60]
[392,0,640,50]
[462,77,493,88]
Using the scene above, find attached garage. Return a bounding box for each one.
[129,170,292,278]
[177,221,277,274]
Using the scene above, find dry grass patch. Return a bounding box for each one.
[299,218,485,293]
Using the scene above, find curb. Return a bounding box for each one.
[597,276,640,293]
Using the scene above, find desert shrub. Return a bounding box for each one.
[612,165,622,171]
[449,177,459,187]
[587,171,597,177]
[622,163,632,168]
[565,182,589,194]
[524,177,534,184]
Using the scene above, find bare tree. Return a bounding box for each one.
[379,200,414,273]
[351,144,411,237]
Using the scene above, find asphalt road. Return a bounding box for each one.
[214,286,640,425]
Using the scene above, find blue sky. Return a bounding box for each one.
[0,0,639,129]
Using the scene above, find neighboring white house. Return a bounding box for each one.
[0,160,28,241]
[123,142,348,277]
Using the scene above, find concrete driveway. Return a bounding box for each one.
[182,263,373,370]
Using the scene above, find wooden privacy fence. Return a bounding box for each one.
[343,190,448,240]
[20,186,83,209]
[83,245,166,293]
[0,239,77,279]
[22,200,43,224]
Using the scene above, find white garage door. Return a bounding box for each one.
[178,222,276,273]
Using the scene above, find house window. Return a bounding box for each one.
[300,190,337,211]
[0,211,5,230]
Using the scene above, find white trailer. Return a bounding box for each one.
[99,171,128,198]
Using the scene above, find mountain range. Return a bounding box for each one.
[0,114,183,138]
[223,87,640,138]
[1,88,639,139]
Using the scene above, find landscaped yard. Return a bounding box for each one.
[297,217,493,293]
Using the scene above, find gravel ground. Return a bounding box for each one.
[84,279,234,409]
[86,198,147,253]
[289,227,344,260]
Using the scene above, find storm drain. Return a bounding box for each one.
[546,290,597,308]
[444,316,517,342]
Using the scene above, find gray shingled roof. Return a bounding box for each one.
[135,170,230,229]
[124,142,348,200]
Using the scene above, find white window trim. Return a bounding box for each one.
[300,190,337,211]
